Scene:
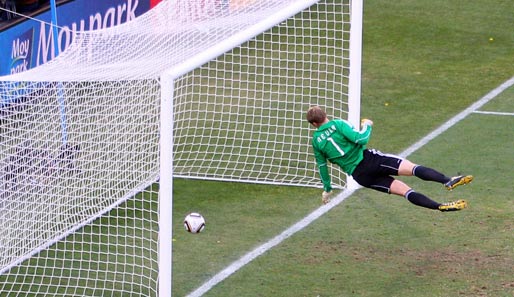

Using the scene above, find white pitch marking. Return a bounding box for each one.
[186,76,514,297]
[473,110,514,116]
[399,76,514,158]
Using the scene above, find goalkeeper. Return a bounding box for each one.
[306,106,473,211]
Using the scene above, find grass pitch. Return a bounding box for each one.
[173,0,514,296]
[2,0,511,296]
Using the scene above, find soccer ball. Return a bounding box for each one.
[183,212,206,233]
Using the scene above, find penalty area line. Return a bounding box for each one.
[186,76,514,297]
[473,110,514,116]
[399,76,514,158]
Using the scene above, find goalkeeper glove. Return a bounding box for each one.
[322,191,332,204]
[361,118,373,127]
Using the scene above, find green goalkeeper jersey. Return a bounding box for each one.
[311,119,372,192]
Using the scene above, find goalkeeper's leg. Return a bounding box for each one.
[399,160,473,190]
[391,180,466,211]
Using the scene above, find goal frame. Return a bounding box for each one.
[158,0,363,295]
[0,1,363,296]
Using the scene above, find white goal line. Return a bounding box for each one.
[186,75,514,297]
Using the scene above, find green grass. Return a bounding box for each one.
[361,0,514,152]
[172,181,321,295]
[175,113,514,296]
[1,0,512,296]
[172,0,514,296]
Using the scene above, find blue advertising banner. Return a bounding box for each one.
[0,0,161,76]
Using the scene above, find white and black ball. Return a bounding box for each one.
[183,212,206,233]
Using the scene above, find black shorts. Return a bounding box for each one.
[351,149,404,194]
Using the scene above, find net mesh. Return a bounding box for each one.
[0,0,352,295]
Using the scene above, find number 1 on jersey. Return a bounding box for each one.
[327,137,345,156]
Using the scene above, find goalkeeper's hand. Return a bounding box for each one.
[322,191,332,204]
[361,118,373,127]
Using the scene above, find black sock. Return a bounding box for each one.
[405,190,440,210]
[412,165,450,184]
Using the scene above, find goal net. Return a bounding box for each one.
[0,0,362,296]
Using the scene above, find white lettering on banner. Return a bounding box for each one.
[127,0,137,21]
[37,21,54,65]
[11,39,30,59]
[10,60,29,74]
[35,0,140,66]
[11,38,31,74]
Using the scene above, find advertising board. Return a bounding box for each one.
[0,0,162,76]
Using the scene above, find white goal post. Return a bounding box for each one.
[0,0,362,296]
